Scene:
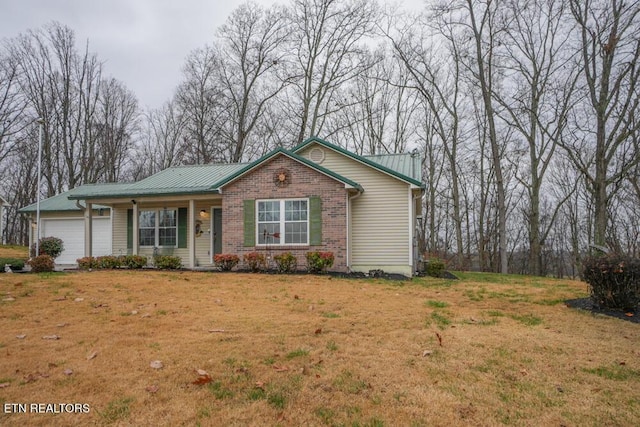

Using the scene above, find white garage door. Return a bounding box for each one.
[41,217,111,264]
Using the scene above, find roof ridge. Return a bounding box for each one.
[162,162,251,170]
[364,152,413,157]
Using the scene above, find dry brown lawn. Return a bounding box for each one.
[0,269,639,426]
[0,245,29,259]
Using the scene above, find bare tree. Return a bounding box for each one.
[133,101,187,180]
[564,0,640,248]
[91,78,139,182]
[9,22,104,194]
[493,0,578,274]
[0,50,27,165]
[328,46,419,155]
[288,0,378,145]
[215,2,291,162]
[176,46,226,164]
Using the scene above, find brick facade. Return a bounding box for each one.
[221,154,349,272]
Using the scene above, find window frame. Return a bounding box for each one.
[138,207,178,248]
[256,198,309,246]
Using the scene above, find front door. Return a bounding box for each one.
[211,208,222,256]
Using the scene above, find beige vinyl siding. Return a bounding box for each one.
[298,144,412,274]
[112,205,129,256]
[112,203,189,262]
[112,201,220,267]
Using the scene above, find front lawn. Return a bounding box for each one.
[0,245,28,259]
[0,271,638,426]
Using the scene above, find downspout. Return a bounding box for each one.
[412,191,421,276]
[347,188,363,273]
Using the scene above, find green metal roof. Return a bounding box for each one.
[214,147,363,191]
[18,184,123,213]
[68,163,247,200]
[293,136,424,187]
[32,137,420,206]
[364,153,422,183]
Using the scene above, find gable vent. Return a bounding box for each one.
[309,147,325,164]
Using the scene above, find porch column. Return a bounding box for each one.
[188,199,196,268]
[84,203,93,258]
[132,202,139,255]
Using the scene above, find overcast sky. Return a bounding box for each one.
[0,0,423,110]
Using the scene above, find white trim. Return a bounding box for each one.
[255,198,309,246]
[346,190,363,272]
[84,202,93,258]
[138,207,179,249]
[210,207,214,258]
[188,200,195,267]
[408,188,414,273]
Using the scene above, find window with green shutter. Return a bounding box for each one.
[248,197,321,246]
[127,209,133,249]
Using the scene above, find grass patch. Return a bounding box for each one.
[583,365,640,381]
[333,370,369,394]
[247,387,266,401]
[427,311,452,329]
[285,348,309,359]
[425,300,449,308]
[208,381,234,399]
[98,397,134,423]
[314,406,335,423]
[322,312,340,318]
[267,391,286,409]
[510,313,543,326]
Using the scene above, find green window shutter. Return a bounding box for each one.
[243,199,255,247]
[178,207,188,248]
[309,196,322,246]
[127,209,133,249]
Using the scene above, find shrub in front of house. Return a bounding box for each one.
[274,252,297,273]
[32,236,65,259]
[0,257,26,271]
[244,252,266,272]
[154,255,182,270]
[29,255,55,273]
[306,251,334,273]
[582,253,640,311]
[96,255,121,269]
[425,258,446,278]
[214,254,239,271]
[77,257,98,270]
[119,255,148,269]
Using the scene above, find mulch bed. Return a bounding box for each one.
[565,297,640,324]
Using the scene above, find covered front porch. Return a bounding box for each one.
[79,195,224,269]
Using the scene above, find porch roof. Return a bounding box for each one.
[18,185,120,213]
[67,163,247,200]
